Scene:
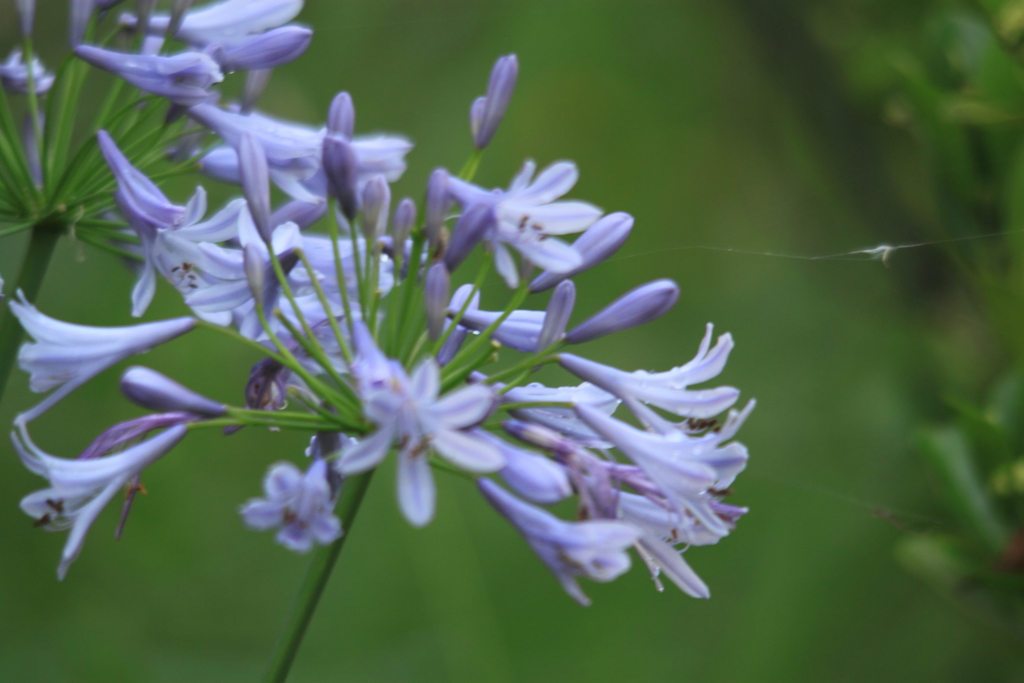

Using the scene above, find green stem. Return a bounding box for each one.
[0,224,60,405]
[263,470,375,683]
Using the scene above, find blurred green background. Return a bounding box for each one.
[3,0,1023,681]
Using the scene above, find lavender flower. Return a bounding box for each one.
[424,263,450,341]
[338,325,503,526]
[10,293,195,422]
[14,421,187,579]
[75,46,223,106]
[240,458,342,552]
[478,478,640,606]
[448,160,601,286]
[123,0,303,47]
[188,104,411,203]
[560,324,740,423]
[0,49,54,95]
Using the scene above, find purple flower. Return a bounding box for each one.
[0,49,54,95]
[122,0,303,47]
[477,477,640,606]
[574,402,751,538]
[537,280,575,350]
[559,324,740,424]
[338,324,503,527]
[14,421,187,579]
[240,459,342,553]
[448,160,602,286]
[75,46,223,106]
[189,104,411,203]
[424,263,450,341]
[9,293,195,422]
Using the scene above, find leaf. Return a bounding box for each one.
[918,426,1010,554]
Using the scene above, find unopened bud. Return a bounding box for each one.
[424,168,450,248]
[121,366,226,417]
[444,203,494,271]
[530,212,633,292]
[240,68,271,112]
[271,199,326,230]
[239,133,272,242]
[360,175,390,241]
[392,197,416,247]
[322,135,359,220]
[327,91,355,140]
[424,263,450,341]
[565,279,679,344]
[537,280,575,350]
[472,54,518,149]
[16,0,34,37]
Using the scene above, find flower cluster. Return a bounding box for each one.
[6,0,753,606]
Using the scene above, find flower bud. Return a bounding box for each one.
[472,54,518,149]
[424,263,450,341]
[271,199,326,230]
[360,175,390,241]
[327,91,355,140]
[243,242,265,305]
[120,366,226,417]
[16,0,34,37]
[216,26,312,72]
[503,419,574,453]
[69,0,95,47]
[424,168,450,249]
[392,197,416,247]
[444,203,494,272]
[239,132,272,242]
[530,212,633,292]
[469,96,487,142]
[322,135,359,220]
[241,68,272,113]
[537,280,575,350]
[565,279,679,344]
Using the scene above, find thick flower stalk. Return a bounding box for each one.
[4,7,755,680]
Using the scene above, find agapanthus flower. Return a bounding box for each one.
[10,293,195,422]
[14,421,187,579]
[478,477,641,606]
[75,46,224,106]
[6,41,753,618]
[338,323,504,526]
[447,160,602,287]
[0,48,54,95]
[240,458,342,552]
[122,0,304,47]
[189,104,412,203]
